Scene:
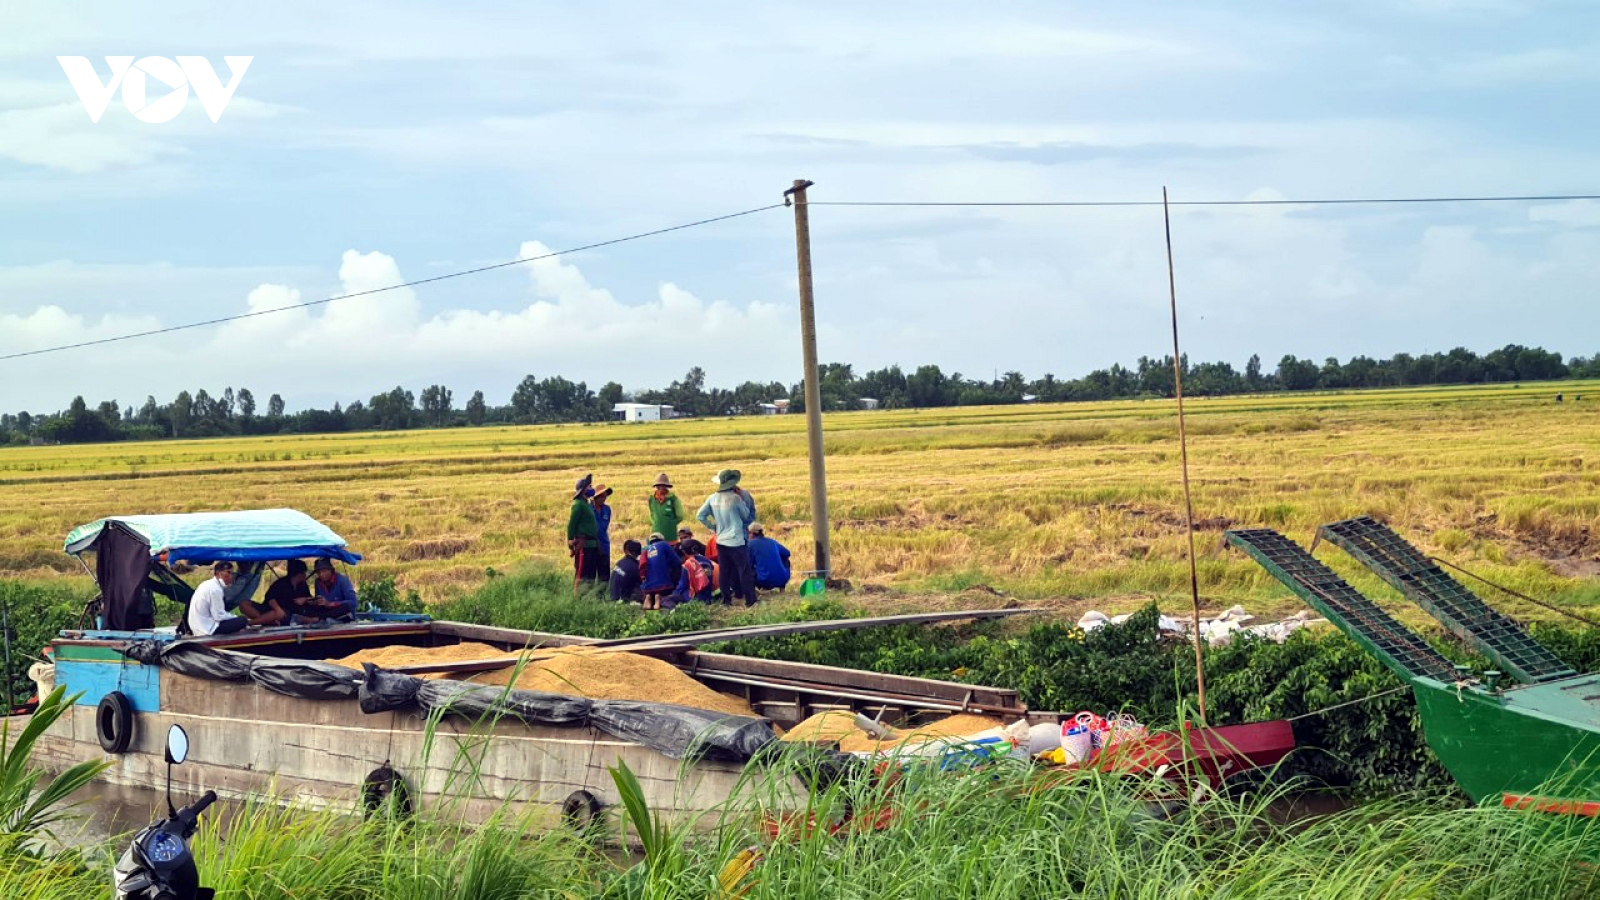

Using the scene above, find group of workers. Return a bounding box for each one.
[185,556,359,636]
[567,469,793,609]
[176,467,794,636]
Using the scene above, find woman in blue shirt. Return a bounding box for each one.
[591,484,614,576]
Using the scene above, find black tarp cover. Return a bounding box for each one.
[124,641,777,762]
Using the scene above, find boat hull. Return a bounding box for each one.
[22,668,798,834]
[1413,677,1600,808]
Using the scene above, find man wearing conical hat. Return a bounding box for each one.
[696,469,757,606]
[567,474,603,589]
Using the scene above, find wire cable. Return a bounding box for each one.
[812,192,1600,208]
[0,203,786,362]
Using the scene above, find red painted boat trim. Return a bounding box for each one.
[1502,793,1600,817]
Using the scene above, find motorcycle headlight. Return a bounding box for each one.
[142,829,186,864]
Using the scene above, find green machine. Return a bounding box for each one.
[1229,518,1600,814]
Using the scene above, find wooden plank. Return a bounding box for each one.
[199,622,432,652]
[429,621,598,648]
[693,668,1021,715]
[591,608,1042,652]
[688,669,1025,717]
[684,651,1019,707]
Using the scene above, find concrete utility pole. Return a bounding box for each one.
[786,178,831,577]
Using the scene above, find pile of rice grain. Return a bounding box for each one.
[780,710,865,743]
[328,642,522,678]
[836,713,1006,753]
[469,646,757,718]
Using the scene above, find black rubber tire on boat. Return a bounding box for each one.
[561,790,603,831]
[361,765,412,820]
[95,691,134,754]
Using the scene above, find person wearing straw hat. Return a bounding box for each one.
[590,483,614,575]
[697,469,757,606]
[567,474,603,589]
[648,473,685,542]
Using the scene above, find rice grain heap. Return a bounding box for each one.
[329,642,519,678]
[469,646,758,718]
[836,713,1006,753]
[779,710,865,743]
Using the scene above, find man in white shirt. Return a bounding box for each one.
[187,561,249,636]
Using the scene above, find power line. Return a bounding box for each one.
[0,203,786,363]
[813,192,1600,208]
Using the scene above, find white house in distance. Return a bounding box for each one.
[858,397,881,410]
[613,402,673,422]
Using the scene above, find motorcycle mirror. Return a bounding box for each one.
[165,724,189,765]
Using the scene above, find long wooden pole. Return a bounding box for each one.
[787,179,832,577]
[1163,186,1207,724]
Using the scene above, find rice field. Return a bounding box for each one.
[0,380,1597,617]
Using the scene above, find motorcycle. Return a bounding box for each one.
[113,723,216,900]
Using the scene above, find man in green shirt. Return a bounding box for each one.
[568,474,603,588]
[648,472,685,539]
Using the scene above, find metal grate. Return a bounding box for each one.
[1226,528,1457,684]
[1319,517,1574,684]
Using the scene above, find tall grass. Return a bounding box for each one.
[5,697,1599,898]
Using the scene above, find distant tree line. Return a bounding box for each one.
[3,343,1596,446]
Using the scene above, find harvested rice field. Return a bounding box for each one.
[2,380,1597,615]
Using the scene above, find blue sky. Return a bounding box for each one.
[1,1,1597,412]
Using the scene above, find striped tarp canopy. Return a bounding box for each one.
[64,508,360,564]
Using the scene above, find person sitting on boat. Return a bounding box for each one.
[672,539,719,606]
[639,532,682,611]
[187,561,250,636]
[302,557,358,623]
[243,559,309,626]
[609,539,644,603]
[222,560,265,611]
[747,523,792,593]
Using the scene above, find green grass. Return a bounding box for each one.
[8,752,1599,899]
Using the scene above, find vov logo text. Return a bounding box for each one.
[58,56,253,124]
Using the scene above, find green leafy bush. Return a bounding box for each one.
[0,582,92,708]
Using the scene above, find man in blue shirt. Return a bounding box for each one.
[304,558,358,622]
[697,469,756,606]
[747,524,792,593]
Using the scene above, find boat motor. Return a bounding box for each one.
[113,724,216,900]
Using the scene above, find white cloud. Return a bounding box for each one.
[1528,199,1600,228]
[0,242,796,410]
[0,102,174,172]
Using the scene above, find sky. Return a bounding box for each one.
[1,1,1598,413]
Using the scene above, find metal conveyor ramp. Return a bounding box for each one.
[1226,528,1457,684]
[1318,516,1574,685]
